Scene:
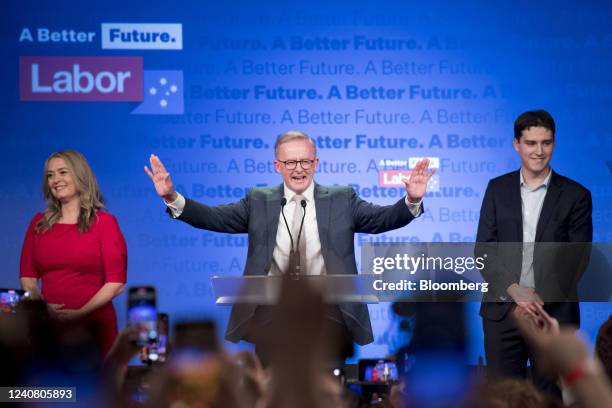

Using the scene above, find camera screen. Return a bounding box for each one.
[360,359,398,382]
[0,289,26,314]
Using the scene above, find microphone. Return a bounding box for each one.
[295,200,307,251]
[294,200,307,274]
[280,198,294,254]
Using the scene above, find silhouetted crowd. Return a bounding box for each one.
[1,278,610,407]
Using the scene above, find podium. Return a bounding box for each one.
[211,274,380,305]
[211,274,378,365]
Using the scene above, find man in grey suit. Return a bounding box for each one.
[145,131,434,351]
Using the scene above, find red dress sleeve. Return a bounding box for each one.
[100,213,128,283]
[20,214,43,279]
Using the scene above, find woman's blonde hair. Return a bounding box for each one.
[36,150,105,233]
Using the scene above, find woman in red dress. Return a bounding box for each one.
[20,150,127,356]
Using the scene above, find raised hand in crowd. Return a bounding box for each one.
[512,306,612,408]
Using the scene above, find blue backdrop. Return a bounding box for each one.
[3,0,610,362]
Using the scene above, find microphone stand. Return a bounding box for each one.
[281,198,307,278]
[293,200,307,278]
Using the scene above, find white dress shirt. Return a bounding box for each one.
[519,168,552,289]
[269,182,323,275]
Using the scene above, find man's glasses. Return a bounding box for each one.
[277,159,315,170]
